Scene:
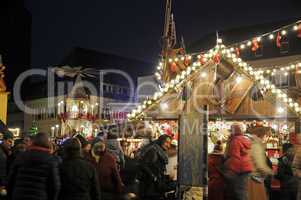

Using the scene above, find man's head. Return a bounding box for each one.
[32,132,51,149]
[2,131,14,148]
[63,138,81,158]
[157,135,172,151]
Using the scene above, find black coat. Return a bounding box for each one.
[59,157,101,200]
[0,144,9,186]
[7,146,61,200]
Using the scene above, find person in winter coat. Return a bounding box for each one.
[223,123,252,200]
[136,134,173,199]
[106,133,125,169]
[292,134,301,200]
[59,138,100,200]
[208,141,225,200]
[7,132,61,200]
[247,126,273,200]
[0,131,13,195]
[88,139,124,200]
[276,143,298,200]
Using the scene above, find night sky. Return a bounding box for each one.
[25,0,301,68]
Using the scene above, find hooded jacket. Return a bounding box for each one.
[87,143,123,194]
[224,133,252,174]
[106,139,125,168]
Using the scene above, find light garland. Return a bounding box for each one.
[131,31,301,121]
[229,20,301,51]
[128,47,222,121]
[254,62,301,76]
[221,49,301,116]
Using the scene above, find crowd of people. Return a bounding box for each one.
[208,123,301,200]
[0,130,177,200]
[2,122,301,200]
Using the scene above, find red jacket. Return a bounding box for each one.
[87,151,123,193]
[224,134,252,174]
[208,153,225,200]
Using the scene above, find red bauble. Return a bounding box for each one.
[184,57,190,67]
[276,32,282,48]
[251,38,259,52]
[199,55,206,65]
[213,53,221,64]
[170,62,178,73]
[297,24,301,38]
[235,48,240,57]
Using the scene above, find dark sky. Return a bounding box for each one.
[25,0,301,67]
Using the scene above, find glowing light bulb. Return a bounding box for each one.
[294,25,298,31]
[257,37,262,42]
[240,44,245,49]
[269,34,274,40]
[281,30,287,35]
[201,72,207,78]
[277,107,284,113]
[236,76,242,83]
[247,41,252,46]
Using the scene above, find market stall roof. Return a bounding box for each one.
[127,20,301,122]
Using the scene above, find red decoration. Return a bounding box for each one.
[184,57,191,67]
[297,24,301,38]
[213,53,221,64]
[198,54,206,65]
[276,32,282,48]
[251,38,259,52]
[170,62,178,73]
[235,48,240,57]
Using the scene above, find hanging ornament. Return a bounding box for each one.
[251,38,259,52]
[297,24,301,38]
[235,48,240,57]
[178,48,185,55]
[213,53,221,64]
[184,57,191,67]
[198,54,206,65]
[276,32,282,48]
[170,62,178,73]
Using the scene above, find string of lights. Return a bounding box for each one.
[129,42,301,121]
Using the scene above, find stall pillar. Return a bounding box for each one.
[178,105,208,200]
[295,120,301,134]
[0,92,9,124]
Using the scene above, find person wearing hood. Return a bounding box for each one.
[223,123,252,200]
[247,126,273,200]
[88,139,124,199]
[106,133,125,169]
